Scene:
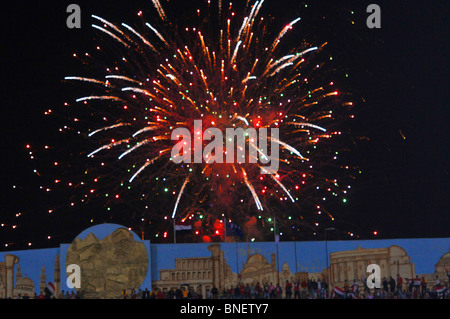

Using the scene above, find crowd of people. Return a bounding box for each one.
[9,274,449,299]
[334,274,449,299]
[13,287,81,299]
[129,274,449,300]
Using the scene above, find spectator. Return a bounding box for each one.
[240,284,246,299]
[323,280,329,298]
[293,281,300,299]
[306,279,312,297]
[317,280,322,298]
[300,279,307,298]
[222,287,229,299]
[382,277,388,292]
[420,276,427,296]
[435,275,441,287]
[255,282,261,299]
[389,276,396,293]
[228,286,234,299]
[44,287,52,299]
[234,285,240,299]
[350,279,359,299]
[285,280,292,299]
[211,286,219,299]
[263,283,270,299]
[396,274,403,293]
[250,283,256,299]
[181,286,189,299]
[275,283,282,299]
[268,282,275,299]
[175,287,182,299]
[311,279,318,299]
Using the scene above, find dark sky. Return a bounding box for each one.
[0,0,449,249]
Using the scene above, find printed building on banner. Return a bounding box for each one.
[152,244,236,297]
[328,245,415,289]
[0,252,60,299]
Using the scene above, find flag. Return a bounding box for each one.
[226,221,243,237]
[435,286,446,294]
[174,217,192,231]
[333,286,345,296]
[273,217,279,243]
[47,282,55,296]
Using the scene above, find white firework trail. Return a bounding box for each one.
[172,176,190,218]
[241,168,263,211]
[87,139,129,158]
[270,174,295,203]
[88,123,130,137]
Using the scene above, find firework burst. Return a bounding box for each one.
[59,0,356,239]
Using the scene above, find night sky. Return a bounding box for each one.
[0,0,448,250]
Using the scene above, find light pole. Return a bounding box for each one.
[324,227,335,297]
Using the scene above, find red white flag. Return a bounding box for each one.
[175,217,192,231]
[47,282,55,295]
[435,286,446,294]
[334,286,345,296]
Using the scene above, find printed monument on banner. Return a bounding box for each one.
[65,227,148,298]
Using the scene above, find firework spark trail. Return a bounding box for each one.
[128,150,168,183]
[132,126,160,137]
[88,123,131,137]
[231,40,242,62]
[75,95,124,103]
[237,17,249,41]
[270,137,304,159]
[121,87,155,97]
[235,115,249,126]
[287,122,327,132]
[172,176,190,218]
[105,75,142,84]
[151,0,167,21]
[146,23,169,46]
[118,139,151,160]
[91,24,129,47]
[270,174,295,203]
[92,15,125,35]
[64,76,107,85]
[271,17,301,51]
[121,23,157,51]
[241,167,263,211]
[87,139,130,158]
